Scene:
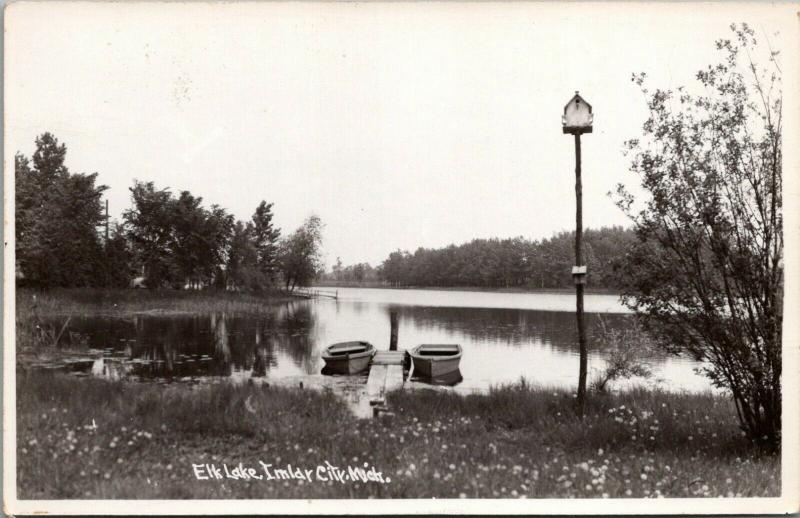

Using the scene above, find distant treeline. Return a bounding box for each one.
[322,227,637,291]
[15,133,322,291]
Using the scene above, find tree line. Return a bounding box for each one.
[15,133,323,291]
[322,226,637,291]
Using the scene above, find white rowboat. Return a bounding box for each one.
[409,344,462,378]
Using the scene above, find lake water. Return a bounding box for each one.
[54,287,712,395]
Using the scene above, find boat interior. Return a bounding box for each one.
[416,347,460,357]
[327,343,370,356]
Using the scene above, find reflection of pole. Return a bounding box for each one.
[389,311,399,351]
[574,133,587,416]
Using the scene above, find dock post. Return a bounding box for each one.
[389,311,399,351]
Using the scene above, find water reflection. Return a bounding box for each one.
[46,287,712,393]
[59,305,317,382]
[410,368,464,387]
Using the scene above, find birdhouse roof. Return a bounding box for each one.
[564,92,592,114]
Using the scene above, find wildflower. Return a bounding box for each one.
[640,474,648,480]
[625,489,632,496]
[459,493,467,498]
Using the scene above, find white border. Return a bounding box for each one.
[4,1,799,515]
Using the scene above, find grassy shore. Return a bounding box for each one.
[16,370,778,499]
[16,287,299,317]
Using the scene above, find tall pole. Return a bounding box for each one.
[389,310,399,351]
[574,133,587,416]
[105,199,109,242]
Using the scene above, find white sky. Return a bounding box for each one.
[4,2,796,267]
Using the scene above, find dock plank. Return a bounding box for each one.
[385,364,404,392]
[372,351,406,365]
[367,350,408,410]
[366,364,388,398]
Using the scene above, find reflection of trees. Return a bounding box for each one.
[272,304,316,372]
[211,312,231,376]
[393,306,631,354]
[50,302,319,378]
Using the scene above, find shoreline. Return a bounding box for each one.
[15,287,302,317]
[312,283,621,296]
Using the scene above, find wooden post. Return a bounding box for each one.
[389,311,399,351]
[105,199,109,242]
[574,133,587,416]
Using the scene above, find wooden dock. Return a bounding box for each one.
[293,288,338,299]
[366,350,407,408]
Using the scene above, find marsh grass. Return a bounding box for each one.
[16,287,298,318]
[16,371,779,499]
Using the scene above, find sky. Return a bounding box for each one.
[5,2,796,268]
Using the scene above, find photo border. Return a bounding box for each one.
[3,1,799,514]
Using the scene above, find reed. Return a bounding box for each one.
[16,287,298,318]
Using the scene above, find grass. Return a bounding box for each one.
[16,370,779,499]
[16,287,299,317]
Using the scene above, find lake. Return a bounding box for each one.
[53,287,712,396]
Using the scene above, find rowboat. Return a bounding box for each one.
[409,344,462,378]
[321,341,376,375]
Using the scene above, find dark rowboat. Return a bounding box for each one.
[409,344,462,378]
[321,341,376,375]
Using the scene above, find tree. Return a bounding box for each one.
[102,223,134,288]
[251,201,281,285]
[226,221,259,290]
[124,182,234,288]
[279,215,324,291]
[616,24,782,447]
[170,191,208,286]
[332,257,344,281]
[123,181,176,287]
[15,133,107,287]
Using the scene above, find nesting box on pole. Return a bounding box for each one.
[562,92,593,134]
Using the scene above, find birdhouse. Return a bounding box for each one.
[562,92,593,134]
[572,265,587,285]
